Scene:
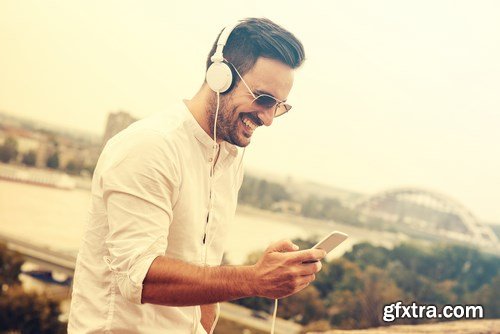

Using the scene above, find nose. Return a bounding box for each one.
[257,106,275,127]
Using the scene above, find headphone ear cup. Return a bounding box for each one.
[206,62,233,93]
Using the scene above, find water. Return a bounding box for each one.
[0,180,90,251]
[0,180,408,265]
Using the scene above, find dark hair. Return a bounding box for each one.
[205,18,305,86]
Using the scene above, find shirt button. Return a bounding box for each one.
[208,158,213,162]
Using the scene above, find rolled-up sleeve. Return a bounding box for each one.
[100,132,179,304]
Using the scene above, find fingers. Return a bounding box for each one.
[288,274,316,297]
[257,242,327,300]
[300,273,316,284]
[266,239,299,253]
[285,248,327,264]
[296,261,322,276]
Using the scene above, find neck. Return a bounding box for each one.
[184,85,217,141]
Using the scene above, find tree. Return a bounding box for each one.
[313,258,363,299]
[344,242,390,270]
[0,286,65,334]
[279,285,326,324]
[327,266,404,329]
[0,136,18,163]
[470,274,500,318]
[0,244,65,333]
[232,239,500,329]
[301,195,322,218]
[46,152,59,169]
[0,243,24,286]
[238,176,290,209]
[21,150,37,166]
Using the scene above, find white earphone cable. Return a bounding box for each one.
[194,89,248,334]
[207,91,221,334]
[271,298,278,334]
[193,91,222,334]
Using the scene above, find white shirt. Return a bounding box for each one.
[68,101,244,333]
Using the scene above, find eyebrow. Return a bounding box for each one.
[254,89,287,103]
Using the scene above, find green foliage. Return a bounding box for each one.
[468,274,500,318]
[0,244,65,333]
[234,240,500,329]
[291,236,316,250]
[0,136,19,163]
[232,295,273,314]
[301,195,323,218]
[238,175,362,227]
[238,176,290,210]
[0,243,24,287]
[386,243,500,300]
[278,285,326,325]
[300,195,360,225]
[0,286,65,334]
[327,266,404,328]
[344,242,390,270]
[21,150,37,166]
[314,258,363,299]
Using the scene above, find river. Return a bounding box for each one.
[0,180,408,265]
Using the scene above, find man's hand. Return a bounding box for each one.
[141,239,325,307]
[249,239,326,299]
[200,303,216,333]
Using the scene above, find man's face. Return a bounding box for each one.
[209,57,295,147]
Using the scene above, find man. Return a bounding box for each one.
[68,18,326,333]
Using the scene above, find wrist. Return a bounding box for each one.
[240,265,258,297]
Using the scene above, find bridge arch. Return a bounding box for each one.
[355,187,498,246]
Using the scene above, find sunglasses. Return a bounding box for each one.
[248,93,292,117]
[231,62,292,117]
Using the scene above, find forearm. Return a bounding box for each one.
[141,256,255,306]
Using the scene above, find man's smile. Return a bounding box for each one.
[239,113,262,137]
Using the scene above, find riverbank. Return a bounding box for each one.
[236,204,411,250]
[311,319,500,334]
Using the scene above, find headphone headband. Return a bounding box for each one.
[206,21,241,93]
[210,22,240,63]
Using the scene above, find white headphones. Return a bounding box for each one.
[205,22,240,93]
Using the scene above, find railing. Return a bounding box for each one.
[0,232,76,275]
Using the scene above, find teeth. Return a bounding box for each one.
[242,116,257,130]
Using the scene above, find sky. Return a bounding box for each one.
[1,1,499,222]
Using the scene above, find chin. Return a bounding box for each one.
[236,140,251,148]
[233,138,251,148]
[228,133,251,148]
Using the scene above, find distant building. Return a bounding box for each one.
[102,111,138,145]
[0,113,101,172]
[0,126,45,166]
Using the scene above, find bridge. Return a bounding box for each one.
[354,187,498,247]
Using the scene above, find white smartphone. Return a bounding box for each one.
[303,231,348,263]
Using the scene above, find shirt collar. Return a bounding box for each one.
[181,100,238,158]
